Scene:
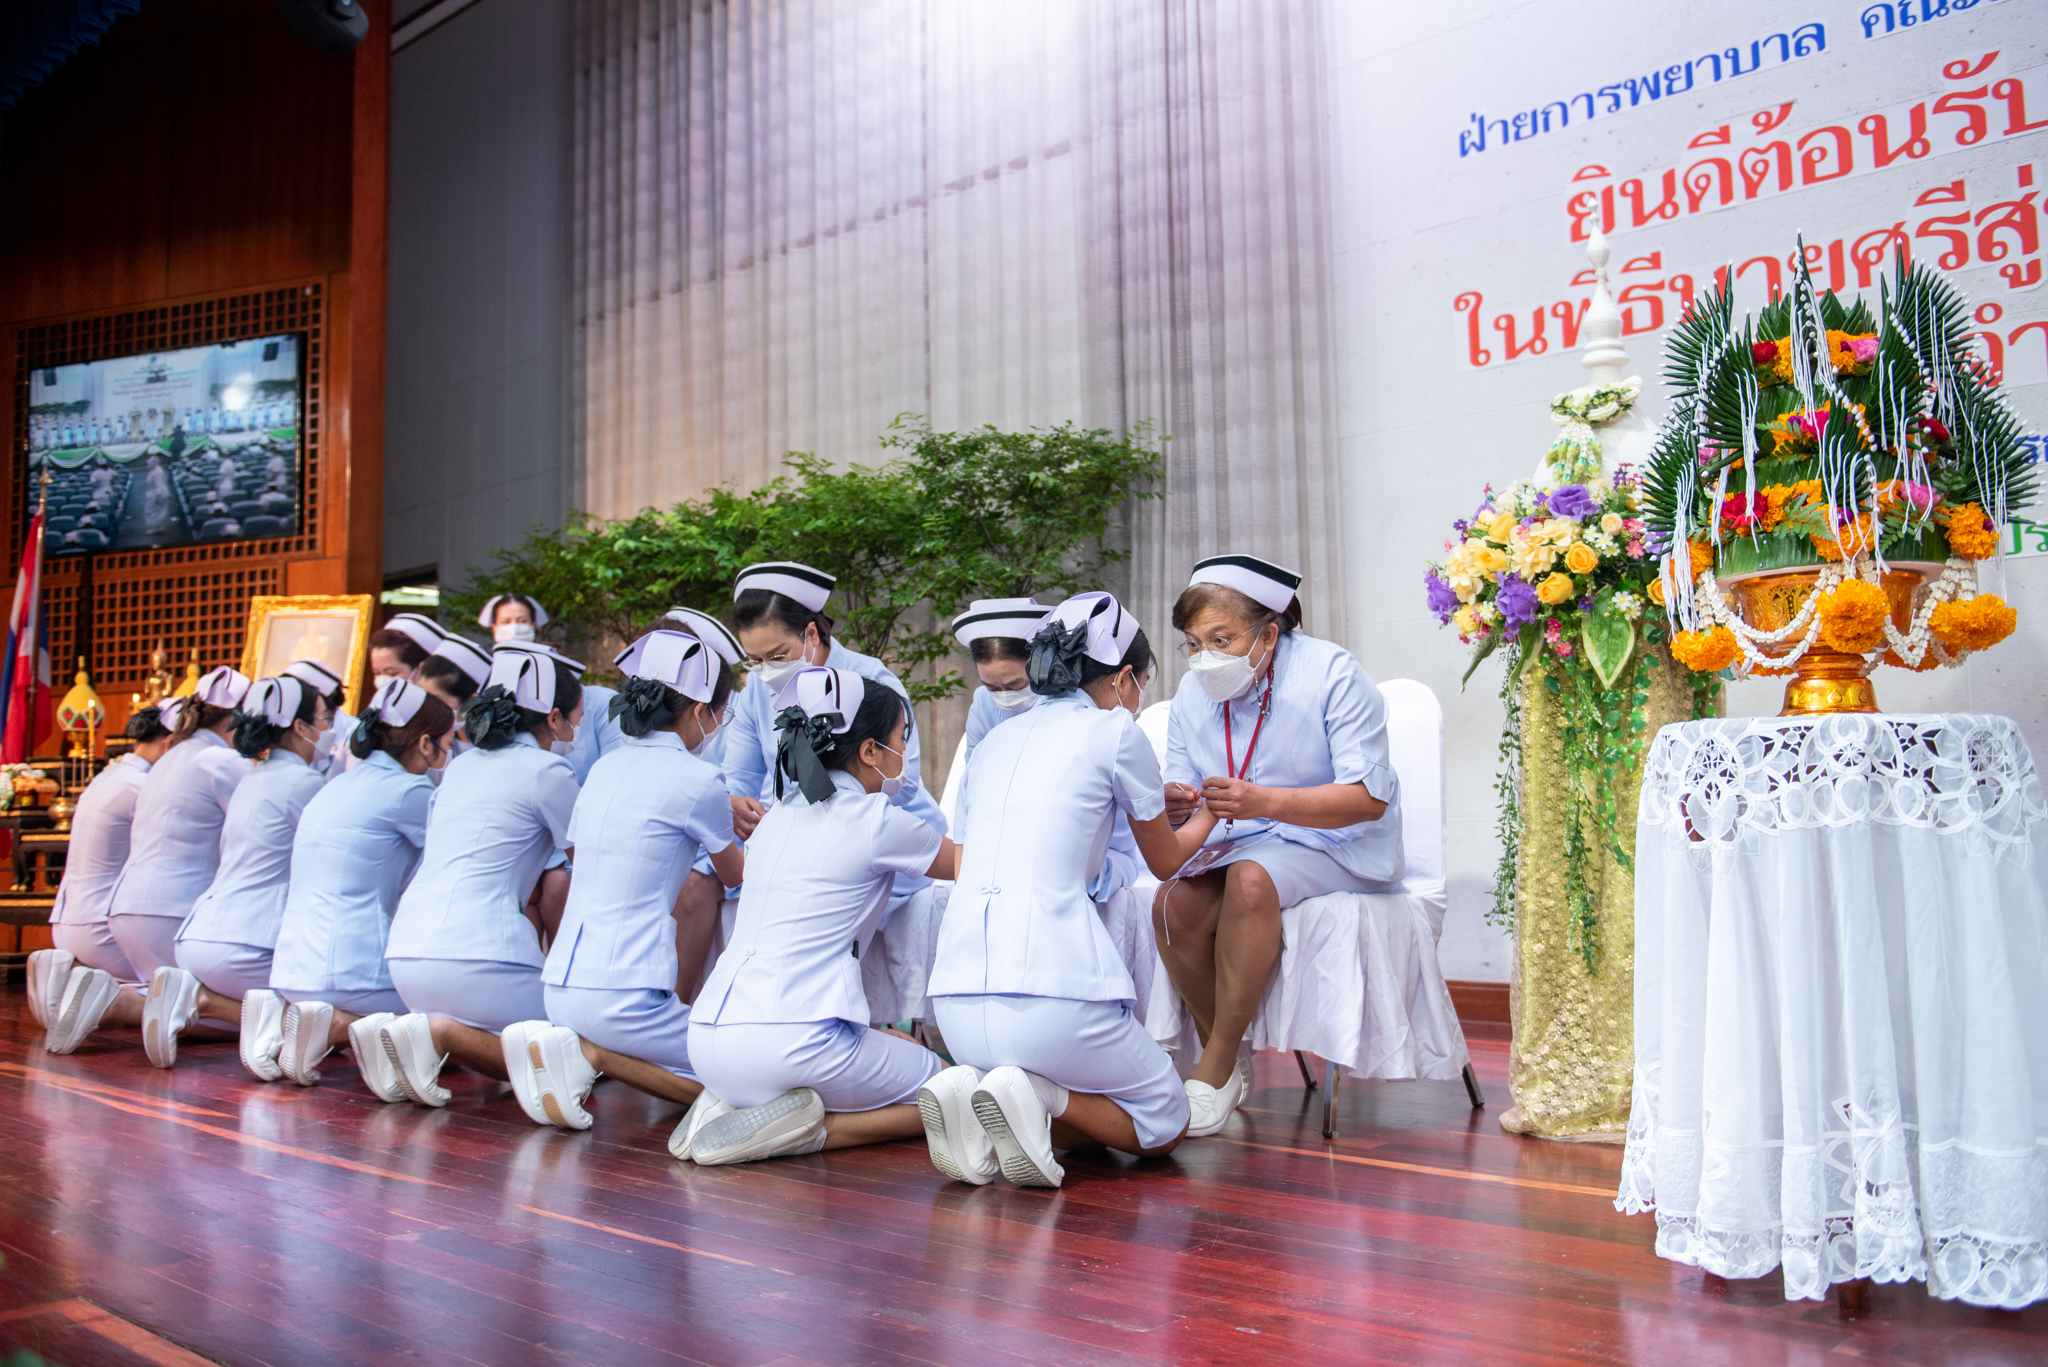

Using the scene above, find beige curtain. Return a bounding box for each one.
[571,0,1347,674]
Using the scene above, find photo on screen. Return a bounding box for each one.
[27,335,304,555]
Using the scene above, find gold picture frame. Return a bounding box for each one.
[239,595,375,713]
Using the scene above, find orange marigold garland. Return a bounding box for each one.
[1939,502,2000,559]
[1670,627,1740,673]
[1811,512,1876,562]
[1929,595,2018,651]
[1815,578,1889,653]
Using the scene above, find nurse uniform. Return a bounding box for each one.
[47,749,154,983]
[953,598,1143,902]
[690,668,945,1125]
[383,645,580,1031]
[1164,557,1404,908]
[929,594,1191,1160]
[539,631,737,1094]
[708,563,947,907]
[282,659,354,779]
[105,667,254,979]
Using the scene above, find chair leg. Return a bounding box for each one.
[1294,1050,1318,1090]
[1321,1059,1339,1140]
[1462,1061,1486,1109]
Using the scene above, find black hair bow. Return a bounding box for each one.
[1026,619,1089,696]
[774,705,844,804]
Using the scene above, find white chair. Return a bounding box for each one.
[1140,677,1483,1138]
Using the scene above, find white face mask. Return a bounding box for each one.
[550,716,581,755]
[990,688,1037,715]
[687,708,720,758]
[1187,635,1271,703]
[494,621,536,643]
[749,638,816,692]
[869,742,908,798]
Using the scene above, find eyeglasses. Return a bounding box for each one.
[1175,625,1259,661]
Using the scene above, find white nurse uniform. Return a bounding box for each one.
[104,730,251,978]
[49,752,152,981]
[175,748,326,997]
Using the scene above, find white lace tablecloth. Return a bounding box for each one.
[1617,713,2048,1308]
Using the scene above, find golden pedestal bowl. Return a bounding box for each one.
[1720,564,1939,716]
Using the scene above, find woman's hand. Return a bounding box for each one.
[1163,782,1202,825]
[730,794,767,839]
[1198,775,1266,822]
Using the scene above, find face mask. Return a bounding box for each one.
[550,716,580,756]
[990,688,1037,715]
[870,742,908,798]
[494,622,536,643]
[1187,636,1269,703]
[687,711,720,758]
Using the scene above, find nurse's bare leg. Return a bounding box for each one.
[326,1008,362,1048]
[428,1018,511,1080]
[528,868,571,950]
[820,1104,924,1148]
[672,871,725,1003]
[193,986,243,1028]
[99,990,146,1028]
[1051,1093,1185,1159]
[1190,861,1283,1089]
[579,1039,703,1105]
[1153,872,1227,1042]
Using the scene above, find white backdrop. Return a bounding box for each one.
[1327,1,2048,981]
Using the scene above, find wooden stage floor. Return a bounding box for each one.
[0,993,2039,1367]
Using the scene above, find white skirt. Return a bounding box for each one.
[175,940,273,999]
[544,984,695,1079]
[387,957,544,1032]
[107,914,181,980]
[934,993,1190,1151]
[1198,833,1378,909]
[54,919,139,984]
[279,986,407,1017]
[686,1017,941,1112]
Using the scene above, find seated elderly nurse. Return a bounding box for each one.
[1152,554,1401,1137]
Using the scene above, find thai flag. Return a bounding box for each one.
[0,510,52,763]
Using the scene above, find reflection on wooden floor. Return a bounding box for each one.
[0,995,2040,1366]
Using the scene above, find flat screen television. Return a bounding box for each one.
[26,334,304,555]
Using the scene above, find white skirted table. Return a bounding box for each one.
[1617,713,2048,1309]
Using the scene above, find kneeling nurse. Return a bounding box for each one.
[683,667,958,1166]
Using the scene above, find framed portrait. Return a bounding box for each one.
[240,595,374,713]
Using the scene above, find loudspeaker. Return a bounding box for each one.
[280,0,368,55]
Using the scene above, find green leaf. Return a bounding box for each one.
[1459,628,1505,689]
[1580,599,1637,690]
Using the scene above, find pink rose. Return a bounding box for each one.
[1851,336,1879,364]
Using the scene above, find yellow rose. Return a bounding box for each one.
[1452,604,1482,636]
[1564,542,1599,575]
[1536,572,1576,605]
[1472,545,1510,575]
[1647,577,1667,606]
[1486,510,1519,543]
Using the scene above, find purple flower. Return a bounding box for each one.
[1547,483,1598,520]
[1496,574,1539,630]
[1452,518,1470,533]
[1425,570,1460,623]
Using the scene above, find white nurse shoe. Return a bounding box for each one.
[142,966,201,1069]
[45,967,119,1055]
[280,999,335,1085]
[378,1013,452,1107]
[523,1025,598,1131]
[970,1067,1064,1189]
[500,1020,551,1124]
[668,1089,736,1161]
[238,988,287,1081]
[1183,1069,1243,1138]
[347,1012,408,1102]
[917,1064,997,1185]
[690,1088,827,1165]
[27,948,73,1029]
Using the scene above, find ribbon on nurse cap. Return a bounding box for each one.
[487,641,586,712]
[659,607,744,666]
[613,629,719,703]
[428,634,492,688]
[242,676,306,729]
[281,658,343,699]
[155,697,186,732]
[352,675,428,752]
[1188,553,1303,614]
[733,561,835,613]
[951,597,1051,648]
[194,665,253,710]
[1027,591,1137,697]
[383,612,447,654]
[771,666,864,804]
[475,593,550,629]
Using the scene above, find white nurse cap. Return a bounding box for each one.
[1045,591,1139,666]
[242,676,306,728]
[661,607,744,665]
[194,665,252,709]
[951,598,1051,648]
[383,612,447,654]
[489,641,586,712]
[615,629,720,704]
[427,635,492,688]
[475,593,550,628]
[1188,554,1303,614]
[281,659,343,696]
[733,561,835,613]
[155,697,187,731]
[774,665,865,735]
[363,676,427,727]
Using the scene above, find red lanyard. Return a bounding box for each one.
[1222,674,1274,784]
